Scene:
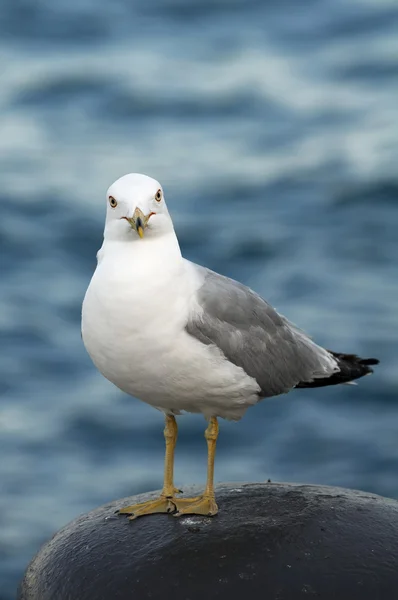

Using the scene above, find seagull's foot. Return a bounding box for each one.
[118,495,178,520]
[174,495,218,517]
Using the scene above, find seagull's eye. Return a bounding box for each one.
[109,196,118,208]
[155,189,162,203]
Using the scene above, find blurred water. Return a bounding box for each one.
[1,0,398,597]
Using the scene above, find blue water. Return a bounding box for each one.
[1,0,398,597]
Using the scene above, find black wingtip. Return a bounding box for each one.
[296,352,380,389]
[359,357,380,366]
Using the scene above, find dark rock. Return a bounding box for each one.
[18,482,398,600]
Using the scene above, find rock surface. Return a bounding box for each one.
[18,482,398,600]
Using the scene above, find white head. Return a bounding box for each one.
[104,173,174,241]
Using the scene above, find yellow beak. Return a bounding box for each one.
[126,207,150,239]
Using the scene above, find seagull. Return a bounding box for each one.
[81,173,379,519]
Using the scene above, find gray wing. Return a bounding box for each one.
[186,266,338,398]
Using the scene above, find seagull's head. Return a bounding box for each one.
[104,173,173,241]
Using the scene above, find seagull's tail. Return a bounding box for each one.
[296,352,380,388]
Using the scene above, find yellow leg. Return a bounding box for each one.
[174,417,219,517]
[161,413,180,498]
[118,415,182,520]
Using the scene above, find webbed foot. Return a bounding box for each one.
[118,496,176,520]
[174,495,218,517]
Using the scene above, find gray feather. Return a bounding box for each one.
[186,267,337,398]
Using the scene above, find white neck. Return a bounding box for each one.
[98,230,182,277]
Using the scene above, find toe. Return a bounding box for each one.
[174,496,218,517]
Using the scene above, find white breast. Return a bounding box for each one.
[82,235,260,421]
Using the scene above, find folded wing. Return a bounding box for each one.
[186,266,339,398]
